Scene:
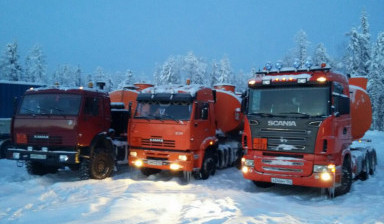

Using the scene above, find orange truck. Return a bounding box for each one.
[125,84,243,183]
[241,63,377,197]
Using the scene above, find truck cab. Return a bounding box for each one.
[7,87,127,179]
[241,63,375,196]
[128,85,218,182]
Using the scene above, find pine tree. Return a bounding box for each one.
[118,69,134,89]
[210,60,220,86]
[183,52,207,85]
[0,41,23,81]
[345,10,371,77]
[25,45,47,83]
[367,32,384,130]
[159,56,180,85]
[313,43,331,66]
[218,56,232,84]
[294,30,310,66]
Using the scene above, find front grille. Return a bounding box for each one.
[141,137,175,148]
[259,128,309,153]
[262,166,303,173]
[27,135,63,145]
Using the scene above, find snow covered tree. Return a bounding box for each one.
[345,10,371,77]
[313,43,332,66]
[0,41,22,81]
[25,45,47,83]
[74,66,82,87]
[118,69,134,89]
[217,56,232,84]
[294,30,310,66]
[367,32,384,130]
[158,56,180,85]
[209,60,220,86]
[183,52,207,85]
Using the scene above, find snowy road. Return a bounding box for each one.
[1,131,383,224]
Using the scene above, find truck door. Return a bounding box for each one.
[332,82,352,150]
[81,96,105,144]
[191,102,211,150]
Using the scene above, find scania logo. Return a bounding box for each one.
[34,135,49,139]
[268,120,297,127]
[150,138,163,143]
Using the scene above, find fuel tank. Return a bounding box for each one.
[213,85,243,134]
[349,77,372,140]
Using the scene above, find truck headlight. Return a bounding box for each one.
[59,155,68,162]
[178,155,188,161]
[170,163,181,170]
[130,151,137,157]
[13,153,20,159]
[134,160,143,167]
[244,159,254,167]
[313,164,336,173]
[320,172,332,181]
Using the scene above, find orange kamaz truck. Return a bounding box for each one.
[127,84,243,183]
[241,63,377,197]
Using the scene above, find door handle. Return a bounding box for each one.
[343,127,347,135]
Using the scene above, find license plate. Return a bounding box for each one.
[30,154,47,160]
[147,159,163,166]
[271,177,293,185]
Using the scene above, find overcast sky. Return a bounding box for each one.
[1,0,383,80]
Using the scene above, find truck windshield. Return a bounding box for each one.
[19,94,82,116]
[134,102,192,121]
[248,86,330,117]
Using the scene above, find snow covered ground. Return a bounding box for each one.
[1,131,383,224]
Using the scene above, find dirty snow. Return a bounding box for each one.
[0,131,383,224]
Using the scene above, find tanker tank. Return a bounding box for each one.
[349,77,372,140]
[213,84,243,135]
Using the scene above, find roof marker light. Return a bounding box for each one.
[275,61,283,71]
[317,77,327,82]
[304,58,313,69]
[248,79,257,85]
[262,80,271,85]
[321,63,327,68]
[265,62,272,71]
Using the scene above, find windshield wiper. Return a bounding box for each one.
[278,112,310,118]
[250,112,274,117]
[160,114,179,123]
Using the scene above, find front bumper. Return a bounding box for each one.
[7,147,79,165]
[129,148,195,172]
[242,165,338,188]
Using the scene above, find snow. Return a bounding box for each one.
[1,131,384,223]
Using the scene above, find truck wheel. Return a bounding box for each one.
[335,157,352,196]
[369,151,377,175]
[200,153,216,180]
[253,181,274,188]
[140,168,160,176]
[26,161,57,175]
[89,151,114,179]
[0,140,11,159]
[359,155,370,181]
[79,159,91,180]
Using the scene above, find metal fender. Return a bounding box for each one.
[88,133,114,156]
[199,136,218,151]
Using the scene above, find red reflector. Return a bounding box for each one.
[16,133,27,144]
[253,138,267,150]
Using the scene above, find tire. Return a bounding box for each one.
[88,151,114,179]
[369,151,377,175]
[335,157,352,196]
[0,140,11,159]
[79,159,91,180]
[199,152,216,180]
[253,181,274,188]
[26,161,58,175]
[359,155,370,181]
[140,167,161,176]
